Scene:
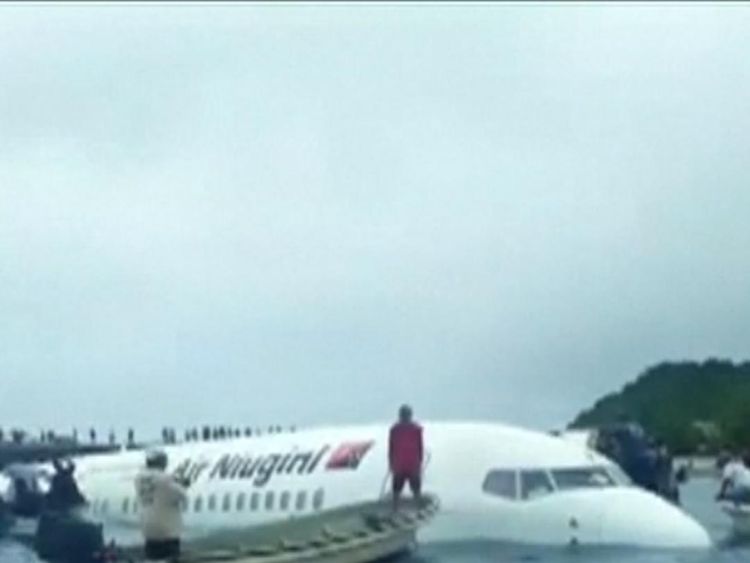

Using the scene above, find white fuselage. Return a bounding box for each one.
[39,421,711,549]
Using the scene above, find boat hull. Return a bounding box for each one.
[721,502,750,536]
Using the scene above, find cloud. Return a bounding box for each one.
[1,5,749,435]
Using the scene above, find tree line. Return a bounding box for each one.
[569,359,750,455]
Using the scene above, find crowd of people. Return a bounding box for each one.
[0,424,299,449]
[172,424,297,444]
[0,427,34,445]
[593,420,682,503]
[589,417,750,507]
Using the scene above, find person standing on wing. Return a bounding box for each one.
[135,449,189,561]
[389,404,424,509]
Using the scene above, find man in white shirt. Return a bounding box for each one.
[135,450,189,560]
[0,472,13,505]
[716,452,750,505]
[0,472,12,523]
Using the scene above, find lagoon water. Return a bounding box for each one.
[1,478,747,563]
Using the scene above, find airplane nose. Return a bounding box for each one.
[601,489,711,548]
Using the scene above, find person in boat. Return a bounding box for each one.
[716,451,750,505]
[389,404,424,509]
[46,459,86,512]
[135,449,189,561]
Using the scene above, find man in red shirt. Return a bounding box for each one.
[389,404,424,508]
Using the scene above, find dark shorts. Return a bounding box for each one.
[145,538,180,560]
[726,487,750,504]
[392,473,421,497]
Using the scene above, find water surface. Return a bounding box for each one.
[1,478,747,563]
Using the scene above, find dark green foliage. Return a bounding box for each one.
[569,359,750,454]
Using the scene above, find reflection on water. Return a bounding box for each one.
[1,478,748,563]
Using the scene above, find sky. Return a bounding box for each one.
[1,3,750,438]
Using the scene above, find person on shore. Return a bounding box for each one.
[716,451,750,505]
[135,449,189,560]
[389,405,424,509]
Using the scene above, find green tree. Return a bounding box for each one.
[569,359,750,454]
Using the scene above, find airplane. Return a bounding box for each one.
[2,421,711,549]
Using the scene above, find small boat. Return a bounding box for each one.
[12,495,439,563]
[720,501,750,537]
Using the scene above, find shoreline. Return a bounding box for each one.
[675,456,719,480]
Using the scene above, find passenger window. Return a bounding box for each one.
[265,491,275,511]
[312,488,324,511]
[482,470,517,500]
[194,496,203,513]
[280,491,291,511]
[222,493,231,512]
[250,492,260,511]
[208,494,217,511]
[236,492,246,511]
[295,491,307,511]
[521,470,554,500]
[122,498,130,514]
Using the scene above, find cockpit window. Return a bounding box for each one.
[551,467,615,490]
[605,464,632,486]
[520,470,554,500]
[482,470,517,500]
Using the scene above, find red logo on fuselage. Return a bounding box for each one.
[326,441,374,470]
[173,439,375,487]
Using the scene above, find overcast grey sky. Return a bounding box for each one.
[1,3,749,437]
